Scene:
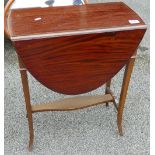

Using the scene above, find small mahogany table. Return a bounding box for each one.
[5,0,146,150]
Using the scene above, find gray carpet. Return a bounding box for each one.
[4,0,150,154]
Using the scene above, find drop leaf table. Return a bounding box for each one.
[5,0,146,151]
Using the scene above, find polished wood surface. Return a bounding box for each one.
[13,29,145,94]
[8,2,146,38]
[9,2,146,94]
[5,0,85,38]
[32,94,113,112]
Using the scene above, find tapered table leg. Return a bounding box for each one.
[105,80,111,107]
[18,56,34,151]
[117,54,136,136]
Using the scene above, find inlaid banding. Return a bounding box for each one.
[11,25,147,41]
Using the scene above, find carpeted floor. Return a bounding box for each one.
[4,0,150,154]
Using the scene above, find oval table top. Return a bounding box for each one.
[8,2,147,95]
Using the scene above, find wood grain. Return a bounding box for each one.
[9,2,147,94]
[8,2,146,38]
[13,29,146,94]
